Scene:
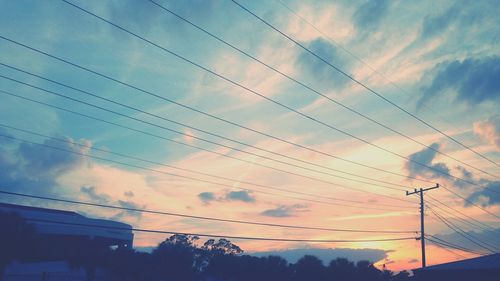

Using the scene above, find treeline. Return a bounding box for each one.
[0,212,412,281]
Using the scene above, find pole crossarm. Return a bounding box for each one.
[406,183,440,196]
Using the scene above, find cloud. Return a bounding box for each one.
[0,136,87,196]
[124,191,135,198]
[115,199,143,219]
[81,186,143,219]
[405,144,499,206]
[252,247,388,264]
[260,204,308,218]
[406,143,450,179]
[352,0,390,31]
[433,227,500,252]
[473,115,500,149]
[224,190,255,203]
[420,1,498,41]
[295,38,350,90]
[420,4,460,40]
[198,192,216,204]
[80,186,110,204]
[456,166,473,180]
[418,57,500,107]
[197,190,255,204]
[466,181,500,207]
[454,166,475,189]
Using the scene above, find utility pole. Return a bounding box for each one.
[406,184,439,268]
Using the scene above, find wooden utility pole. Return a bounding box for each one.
[406,184,439,268]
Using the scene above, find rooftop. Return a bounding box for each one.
[416,253,500,271]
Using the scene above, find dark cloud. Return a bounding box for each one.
[224,190,255,203]
[115,200,143,219]
[81,186,143,220]
[457,166,473,180]
[252,248,388,264]
[118,200,140,209]
[296,38,350,90]
[418,57,500,108]
[124,191,135,198]
[352,0,390,31]
[466,181,500,207]
[420,1,499,41]
[198,192,216,204]
[0,136,86,196]
[18,138,84,178]
[454,166,475,189]
[406,143,450,179]
[198,190,255,204]
[433,227,500,252]
[405,145,499,206]
[81,186,110,204]
[420,4,460,40]
[260,204,308,218]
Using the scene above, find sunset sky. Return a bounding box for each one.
[0,0,499,271]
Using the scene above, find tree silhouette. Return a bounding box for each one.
[292,255,327,281]
[259,255,291,281]
[0,214,414,281]
[328,257,357,280]
[392,270,411,281]
[355,260,388,281]
[151,234,199,281]
[201,238,243,256]
[107,247,154,281]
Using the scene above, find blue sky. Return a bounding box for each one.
[0,0,499,270]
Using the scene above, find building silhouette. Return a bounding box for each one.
[1,202,133,280]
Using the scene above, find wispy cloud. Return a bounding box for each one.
[261,204,308,217]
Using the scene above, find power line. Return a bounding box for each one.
[425,235,484,256]
[0,35,439,189]
[274,0,468,152]
[1,1,495,218]
[0,89,416,206]
[0,62,413,193]
[428,207,498,253]
[5,79,497,219]
[0,190,417,234]
[0,87,415,206]
[426,204,500,250]
[439,185,500,220]
[429,208,499,253]
[60,0,481,192]
[147,0,498,180]
[425,238,469,259]
[60,0,500,193]
[0,132,419,212]
[425,234,484,255]
[426,195,500,233]
[0,122,415,210]
[21,217,418,243]
[426,203,499,239]
[231,0,499,169]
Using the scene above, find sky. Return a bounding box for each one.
[0,0,499,272]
